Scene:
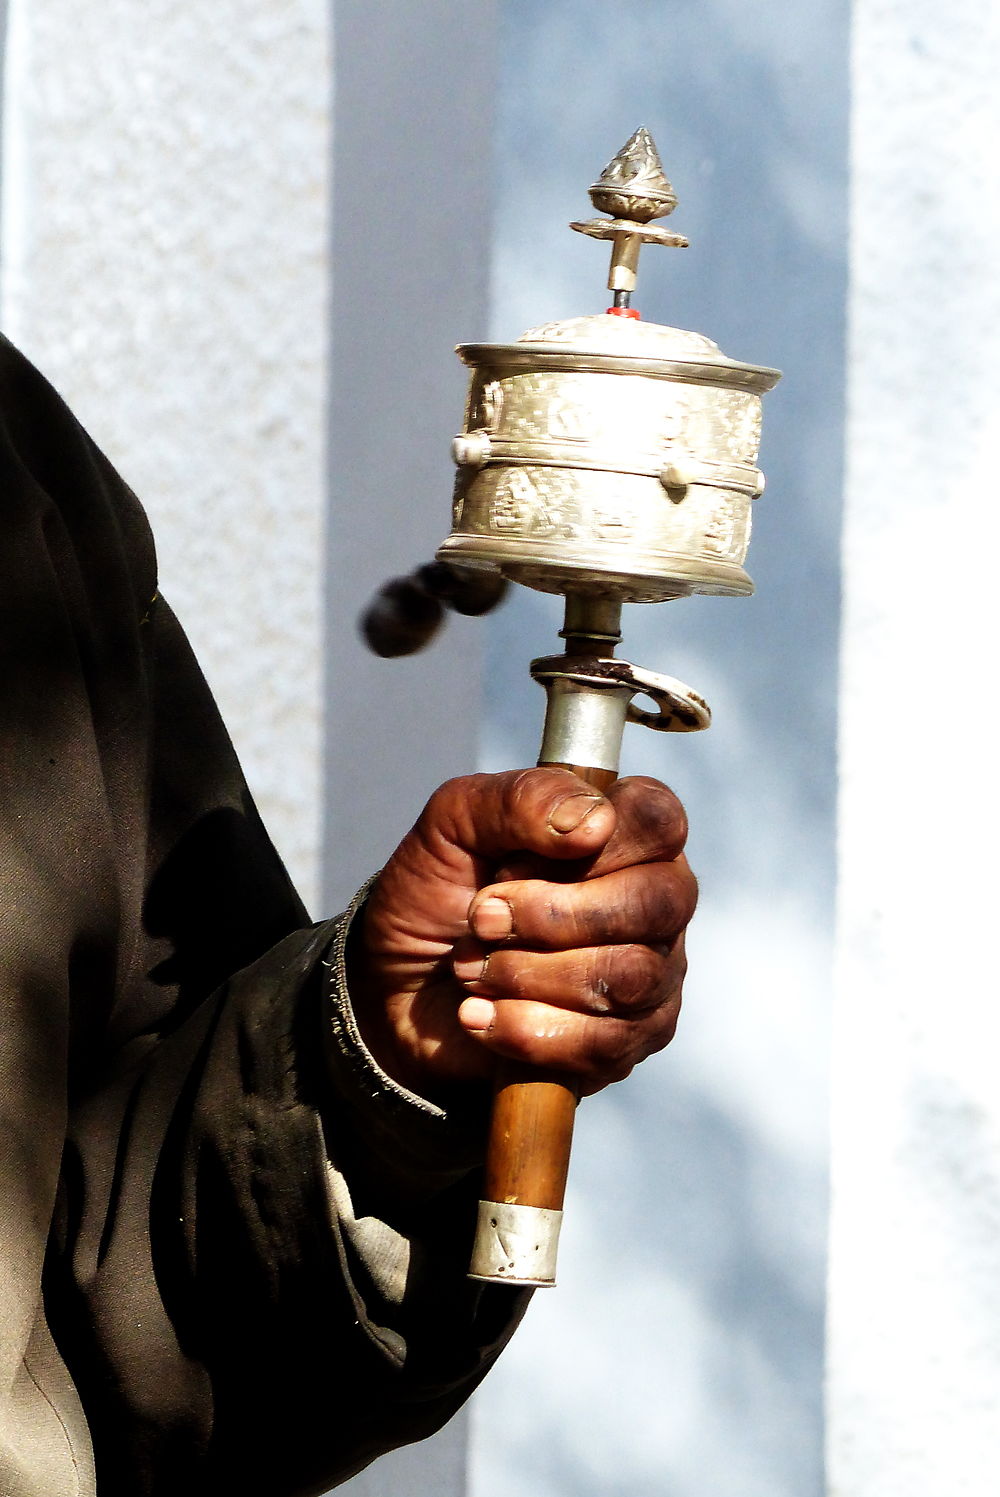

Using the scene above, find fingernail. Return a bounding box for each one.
[470,897,513,940]
[453,954,488,984]
[459,997,495,1034]
[548,792,602,834]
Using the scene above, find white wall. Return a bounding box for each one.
[831,2,1000,1491]
[1,0,330,908]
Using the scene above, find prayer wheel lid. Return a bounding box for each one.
[518,315,718,356]
[458,313,779,393]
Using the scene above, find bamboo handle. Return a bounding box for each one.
[468,761,617,1286]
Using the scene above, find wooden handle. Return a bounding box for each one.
[484,1063,579,1210]
[468,761,617,1285]
[485,759,616,1208]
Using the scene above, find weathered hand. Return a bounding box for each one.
[351,768,696,1102]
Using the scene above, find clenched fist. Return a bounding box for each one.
[349,768,697,1103]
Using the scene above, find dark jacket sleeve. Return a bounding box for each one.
[0,333,527,1497]
[52,904,528,1497]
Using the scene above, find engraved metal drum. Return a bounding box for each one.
[438,312,780,604]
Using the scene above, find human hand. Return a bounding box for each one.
[350,769,696,1103]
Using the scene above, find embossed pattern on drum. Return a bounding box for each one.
[442,307,777,601]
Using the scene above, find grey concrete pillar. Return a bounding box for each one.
[325,4,498,1494]
[323,0,498,912]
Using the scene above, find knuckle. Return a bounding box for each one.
[583,1015,636,1082]
[567,901,603,948]
[428,771,485,810]
[646,978,684,1052]
[568,887,623,946]
[676,860,699,923]
[417,772,489,840]
[665,944,689,989]
[649,928,688,988]
[671,939,688,983]
[506,767,540,818]
[647,864,698,940]
[598,945,660,1012]
[613,775,689,856]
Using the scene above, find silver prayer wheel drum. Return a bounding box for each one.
[439,311,780,605]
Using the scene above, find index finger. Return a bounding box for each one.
[468,852,698,950]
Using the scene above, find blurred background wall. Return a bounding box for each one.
[3,3,996,1496]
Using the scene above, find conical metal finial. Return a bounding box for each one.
[571,126,688,309]
[589,125,678,221]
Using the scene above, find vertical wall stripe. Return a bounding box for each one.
[831,2,1000,1491]
[474,6,847,1496]
[325,3,498,1493]
[323,0,497,916]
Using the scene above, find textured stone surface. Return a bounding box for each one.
[1,0,330,906]
[833,2,1000,1491]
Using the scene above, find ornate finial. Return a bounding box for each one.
[588,126,678,222]
[571,126,688,311]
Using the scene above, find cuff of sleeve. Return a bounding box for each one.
[321,878,489,1201]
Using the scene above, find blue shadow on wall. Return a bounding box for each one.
[473,4,848,1496]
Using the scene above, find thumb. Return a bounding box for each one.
[415,768,616,867]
